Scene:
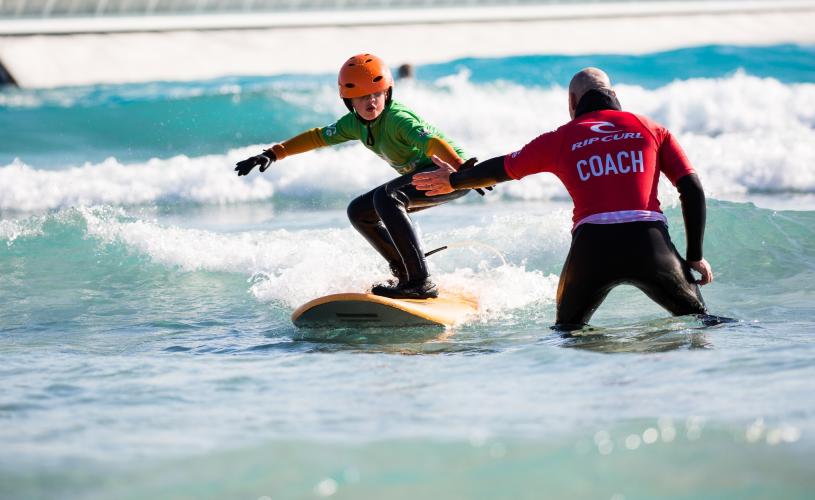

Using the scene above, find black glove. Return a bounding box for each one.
[235,149,276,176]
[458,157,495,196]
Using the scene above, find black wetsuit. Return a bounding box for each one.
[348,168,468,283]
[556,221,706,328]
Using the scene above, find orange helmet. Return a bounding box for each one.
[338,53,394,98]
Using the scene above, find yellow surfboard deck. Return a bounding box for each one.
[292,291,478,328]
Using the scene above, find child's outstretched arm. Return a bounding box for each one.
[234,128,328,176]
[270,128,328,160]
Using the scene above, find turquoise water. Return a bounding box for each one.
[1,45,815,499]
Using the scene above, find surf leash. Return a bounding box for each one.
[424,246,448,257]
[423,241,506,265]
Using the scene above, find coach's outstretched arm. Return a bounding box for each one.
[413,155,510,196]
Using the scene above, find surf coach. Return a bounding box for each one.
[413,68,714,329]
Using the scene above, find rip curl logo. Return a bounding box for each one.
[510,150,521,158]
[583,121,621,134]
[324,124,338,137]
[571,131,644,151]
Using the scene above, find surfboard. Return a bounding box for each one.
[291,291,478,328]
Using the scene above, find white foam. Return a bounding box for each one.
[438,264,560,322]
[2,73,814,211]
[615,72,814,134]
[679,128,815,197]
[78,206,559,316]
[0,154,277,211]
[0,216,44,247]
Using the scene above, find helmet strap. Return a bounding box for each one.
[366,123,375,146]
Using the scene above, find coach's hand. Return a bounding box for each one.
[689,259,713,285]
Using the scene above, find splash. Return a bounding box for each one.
[74,207,561,314]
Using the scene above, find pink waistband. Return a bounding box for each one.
[573,210,668,231]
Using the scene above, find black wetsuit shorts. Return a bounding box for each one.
[556,221,707,328]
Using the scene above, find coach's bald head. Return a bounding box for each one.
[569,68,614,119]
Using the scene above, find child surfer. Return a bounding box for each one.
[235,54,476,299]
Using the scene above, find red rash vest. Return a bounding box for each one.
[503,109,695,229]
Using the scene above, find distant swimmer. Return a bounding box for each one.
[413,67,714,329]
[235,53,479,300]
[397,63,415,80]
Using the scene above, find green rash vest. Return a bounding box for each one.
[318,100,467,175]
